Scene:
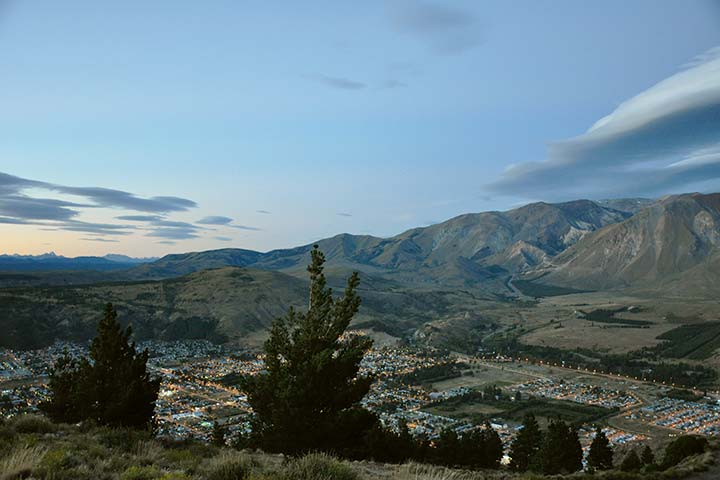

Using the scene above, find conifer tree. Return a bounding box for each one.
[538,419,583,474]
[509,413,542,471]
[640,445,655,466]
[621,449,642,472]
[41,303,160,428]
[479,422,504,469]
[587,426,614,470]
[241,246,376,456]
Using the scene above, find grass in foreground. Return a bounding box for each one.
[0,415,717,480]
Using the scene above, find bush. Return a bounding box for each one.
[10,414,57,434]
[120,465,162,480]
[202,451,258,480]
[662,435,708,469]
[280,453,358,480]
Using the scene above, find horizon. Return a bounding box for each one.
[2,1,719,257]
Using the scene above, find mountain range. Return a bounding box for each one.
[0,252,157,272]
[3,192,720,349]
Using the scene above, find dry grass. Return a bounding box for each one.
[0,445,46,480]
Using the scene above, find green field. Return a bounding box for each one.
[654,322,720,360]
[425,391,613,426]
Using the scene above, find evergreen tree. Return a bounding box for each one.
[640,445,655,466]
[41,303,160,428]
[587,426,613,470]
[538,419,582,475]
[241,246,376,456]
[87,304,160,427]
[509,413,542,472]
[661,435,708,469]
[435,428,461,466]
[212,421,227,446]
[39,349,87,423]
[479,422,503,469]
[621,449,642,472]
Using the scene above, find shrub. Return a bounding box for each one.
[202,451,258,480]
[661,435,708,469]
[0,445,46,480]
[120,465,162,480]
[10,414,57,434]
[280,453,358,480]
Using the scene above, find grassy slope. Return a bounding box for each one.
[0,415,717,480]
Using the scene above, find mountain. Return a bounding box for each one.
[102,254,158,264]
[0,253,137,272]
[526,193,720,294]
[596,198,655,214]
[127,200,631,290]
[0,266,497,350]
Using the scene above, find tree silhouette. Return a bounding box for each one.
[41,303,159,428]
[242,246,375,456]
[538,419,582,474]
[587,426,614,470]
[509,413,542,471]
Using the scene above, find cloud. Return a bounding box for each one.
[156,240,176,245]
[116,215,164,222]
[56,220,135,236]
[390,2,482,55]
[256,209,272,214]
[337,212,353,217]
[146,227,199,240]
[196,215,260,231]
[486,46,720,200]
[81,237,119,243]
[231,225,261,231]
[0,172,200,240]
[382,80,408,89]
[308,74,366,90]
[0,195,90,221]
[215,236,233,242]
[197,215,233,225]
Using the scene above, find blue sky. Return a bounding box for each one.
[1,0,719,256]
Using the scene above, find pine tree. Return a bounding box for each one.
[509,413,542,471]
[564,425,584,473]
[212,421,227,446]
[241,246,376,456]
[41,303,160,428]
[538,419,582,475]
[640,445,655,466]
[621,449,642,472]
[39,349,88,423]
[587,426,613,470]
[479,422,504,469]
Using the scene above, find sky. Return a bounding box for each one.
[1,0,719,257]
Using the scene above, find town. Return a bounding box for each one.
[3,336,719,456]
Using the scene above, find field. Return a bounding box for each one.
[425,394,612,427]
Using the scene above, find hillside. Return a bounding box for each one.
[526,193,720,294]
[0,266,498,350]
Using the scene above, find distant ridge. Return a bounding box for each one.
[0,252,157,272]
[526,193,720,295]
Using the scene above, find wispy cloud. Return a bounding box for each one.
[0,171,200,241]
[197,216,233,225]
[307,74,366,90]
[81,237,119,243]
[215,236,233,242]
[486,46,720,200]
[256,209,272,214]
[389,2,482,55]
[337,212,353,217]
